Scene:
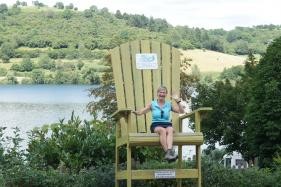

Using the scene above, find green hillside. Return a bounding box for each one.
[1,4,281,84]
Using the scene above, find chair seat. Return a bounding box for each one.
[128,132,203,146]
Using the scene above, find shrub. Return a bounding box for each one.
[0,67,7,76]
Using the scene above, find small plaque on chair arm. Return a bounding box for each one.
[155,170,176,179]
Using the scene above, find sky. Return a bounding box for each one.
[1,0,281,30]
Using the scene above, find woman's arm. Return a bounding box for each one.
[172,100,185,114]
[171,93,185,114]
[133,103,151,115]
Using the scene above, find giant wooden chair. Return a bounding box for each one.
[111,40,211,187]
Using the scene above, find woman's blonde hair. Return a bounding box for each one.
[157,86,168,94]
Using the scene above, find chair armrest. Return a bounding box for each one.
[111,109,132,119]
[179,107,212,132]
[179,107,213,121]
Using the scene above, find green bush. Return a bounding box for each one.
[0,67,7,76]
[27,113,115,171]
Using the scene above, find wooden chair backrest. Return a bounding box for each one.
[111,40,181,135]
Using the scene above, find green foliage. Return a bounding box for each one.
[82,67,100,84]
[1,5,280,57]
[0,43,16,62]
[192,79,247,154]
[10,63,21,71]
[38,54,55,70]
[0,67,7,76]
[87,55,117,119]
[5,72,18,84]
[62,9,73,20]
[20,57,33,71]
[0,3,8,14]
[219,65,244,81]
[54,2,64,9]
[245,36,281,168]
[31,69,45,84]
[27,113,115,171]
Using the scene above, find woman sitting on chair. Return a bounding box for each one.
[133,86,185,162]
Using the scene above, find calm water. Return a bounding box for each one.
[0,85,96,141]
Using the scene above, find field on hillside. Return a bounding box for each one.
[181,49,246,73]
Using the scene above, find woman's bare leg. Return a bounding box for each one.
[166,127,174,150]
[154,127,168,151]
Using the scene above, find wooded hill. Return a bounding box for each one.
[1,5,281,54]
[0,3,281,84]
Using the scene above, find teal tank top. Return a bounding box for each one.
[151,100,172,123]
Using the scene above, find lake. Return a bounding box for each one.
[0,85,96,142]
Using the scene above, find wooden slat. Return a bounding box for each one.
[141,40,153,132]
[117,169,199,180]
[128,132,203,146]
[111,47,127,136]
[131,40,146,133]
[171,47,181,133]
[120,43,137,133]
[161,43,172,94]
[116,170,127,180]
[111,47,125,109]
[151,41,162,99]
[131,169,199,180]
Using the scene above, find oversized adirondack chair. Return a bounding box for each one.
[111,40,212,187]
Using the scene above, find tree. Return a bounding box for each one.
[202,38,224,52]
[219,66,244,81]
[62,9,72,20]
[32,1,44,7]
[38,54,55,70]
[83,9,92,18]
[54,2,64,9]
[87,55,116,119]
[245,36,281,168]
[21,1,27,6]
[31,69,44,84]
[115,10,122,19]
[0,43,15,63]
[21,57,33,71]
[0,3,8,14]
[82,67,100,84]
[65,3,73,9]
[192,79,247,154]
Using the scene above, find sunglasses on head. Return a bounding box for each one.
[161,110,164,118]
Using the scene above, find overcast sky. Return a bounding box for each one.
[2,0,281,30]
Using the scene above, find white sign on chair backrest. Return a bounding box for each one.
[136,53,158,69]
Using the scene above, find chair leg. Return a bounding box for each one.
[127,144,132,187]
[177,145,183,187]
[196,145,201,187]
[115,145,119,187]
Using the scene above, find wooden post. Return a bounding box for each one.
[127,144,132,187]
[127,112,132,187]
[195,111,201,132]
[177,145,183,187]
[115,144,119,187]
[196,145,201,187]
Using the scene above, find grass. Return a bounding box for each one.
[181,49,246,73]
[17,47,50,51]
